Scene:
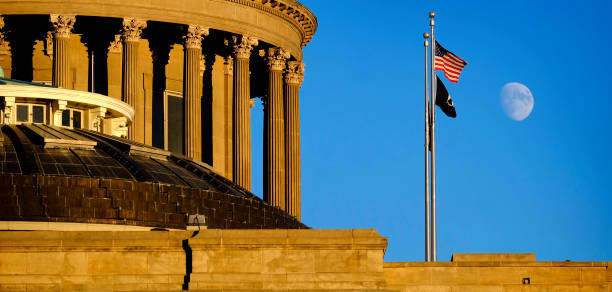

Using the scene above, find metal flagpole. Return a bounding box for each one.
[429,11,438,262]
[423,32,431,262]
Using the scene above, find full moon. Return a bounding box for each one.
[500,82,534,121]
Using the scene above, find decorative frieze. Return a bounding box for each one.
[50,14,76,39]
[122,18,146,42]
[184,24,209,49]
[233,35,258,59]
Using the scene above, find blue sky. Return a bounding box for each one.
[251,0,612,262]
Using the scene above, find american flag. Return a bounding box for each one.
[434,41,467,83]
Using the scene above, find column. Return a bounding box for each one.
[232,35,258,190]
[265,47,290,210]
[50,14,75,88]
[285,61,305,219]
[183,24,209,160]
[223,57,234,180]
[121,18,146,141]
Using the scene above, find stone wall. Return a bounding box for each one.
[0,229,389,291]
[0,229,609,291]
[0,174,306,230]
[384,255,611,292]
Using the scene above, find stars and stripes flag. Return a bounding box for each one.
[434,41,467,83]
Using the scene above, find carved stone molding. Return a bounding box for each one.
[267,47,290,71]
[122,18,146,42]
[50,14,76,39]
[109,34,122,53]
[285,61,305,86]
[223,56,234,75]
[184,24,209,49]
[233,35,258,59]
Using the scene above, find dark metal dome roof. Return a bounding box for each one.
[0,124,306,229]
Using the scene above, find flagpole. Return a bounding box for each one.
[423,32,431,262]
[429,11,438,262]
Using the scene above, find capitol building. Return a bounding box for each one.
[0,0,609,291]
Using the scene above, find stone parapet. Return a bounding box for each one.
[384,260,611,291]
[0,231,608,292]
[0,231,189,291]
[188,229,389,291]
[0,229,389,291]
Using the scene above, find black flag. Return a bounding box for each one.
[435,75,456,118]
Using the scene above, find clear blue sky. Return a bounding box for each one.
[251,0,612,262]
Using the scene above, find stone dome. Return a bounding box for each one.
[0,123,306,230]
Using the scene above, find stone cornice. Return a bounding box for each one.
[228,0,317,47]
[0,0,317,59]
[0,82,134,121]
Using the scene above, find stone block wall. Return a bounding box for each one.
[384,259,611,292]
[187,229,389,291]
[0,174,306,230]
[0,229,390,291]
[0,229,609,292]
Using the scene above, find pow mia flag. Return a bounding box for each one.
[435,75,456,118]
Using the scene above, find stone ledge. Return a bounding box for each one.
[384,261,610,268]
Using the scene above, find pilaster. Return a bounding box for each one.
[232,35,258,190]
[50,14,75,88]
[183,24,209,160]
[121,18,146,141]
[284,61,305,219]
[1,96,15,124]
[265,47,290,210]
[89,107,107,132]
[51,99,67,126]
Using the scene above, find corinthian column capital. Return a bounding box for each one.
[50,14,76,39]
[267,47,290,71]
[184,24,209,49]
[285,61,305,86]
[122,18,147,42]
[223,56,234,75]
[233,35,258,59]
[0,16,7,53]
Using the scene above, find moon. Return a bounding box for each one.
[500,82,534,121]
